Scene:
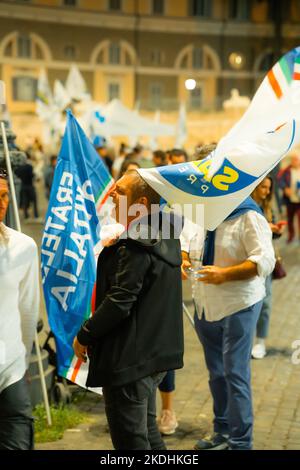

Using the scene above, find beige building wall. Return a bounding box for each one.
[33,0,61,6]
[165,0,188,17]
[2,63,40,113]
[94,69,135,107]
[83,0,108,11]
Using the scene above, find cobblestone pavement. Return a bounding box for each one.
[21,201,300,451]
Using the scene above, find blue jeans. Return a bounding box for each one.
[103,372,166,450]
[194,301,262,450]
[256,275,272,339]
[158,370,175,393]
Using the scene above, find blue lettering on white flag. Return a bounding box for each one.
[158,157,257,197]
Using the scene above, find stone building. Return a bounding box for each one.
[0,0,300,115]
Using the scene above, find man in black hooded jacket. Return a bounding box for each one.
[73,170,184,450]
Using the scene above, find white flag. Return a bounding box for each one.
[139,47,300,230]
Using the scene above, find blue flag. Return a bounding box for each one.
[41,110,114,389]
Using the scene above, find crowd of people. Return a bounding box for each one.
[0,136,299,450]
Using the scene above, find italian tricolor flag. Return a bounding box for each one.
[293,56,300,81]
[267,56,294,99]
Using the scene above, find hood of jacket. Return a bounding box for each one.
[118,210,183,268]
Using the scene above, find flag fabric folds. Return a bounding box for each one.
[139,47,300,230]
[41,110,114,391]
[65,64,90,102]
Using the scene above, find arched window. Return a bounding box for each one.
[176,45,220,71]
[0,32,52,61]
[91,40,136,66]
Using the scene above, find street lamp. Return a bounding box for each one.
[185,79,196,91]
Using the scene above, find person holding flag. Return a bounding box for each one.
[73,170,184,450]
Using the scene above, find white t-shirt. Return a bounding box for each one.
[180,211,275,322]
[0,225,39,393]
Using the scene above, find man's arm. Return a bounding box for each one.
[76,244,151,346]
[198,212,275,285]
[198,261,257,285]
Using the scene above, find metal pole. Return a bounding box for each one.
[35,330,52,425]
[1,121,52,426]
[182,302,195,329]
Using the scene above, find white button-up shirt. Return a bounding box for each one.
[0,225,39,393]
[180,211,275,322]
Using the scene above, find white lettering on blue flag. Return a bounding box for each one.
[42,170,94,311]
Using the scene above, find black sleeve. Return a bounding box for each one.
[77,244,151,345]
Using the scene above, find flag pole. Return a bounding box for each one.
[0,121,52,426]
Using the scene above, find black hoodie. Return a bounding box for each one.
[77,212,184,388]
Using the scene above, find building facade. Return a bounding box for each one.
[0,0,300,114]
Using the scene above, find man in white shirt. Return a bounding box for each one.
[181,197,275,450]
[0,169,39,450]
